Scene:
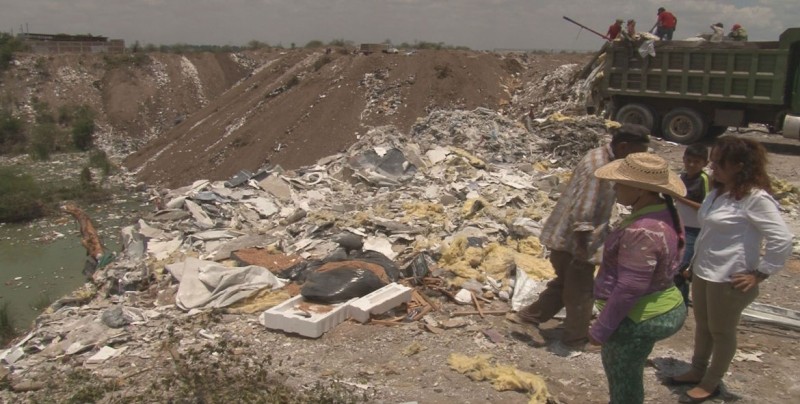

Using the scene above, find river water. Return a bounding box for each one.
[0,197,144,329]
[0,186,147,331]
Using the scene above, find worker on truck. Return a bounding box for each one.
[656,7,677,40]
[728,24,748,41]
[709,22,725,42]
[607,19,624,40]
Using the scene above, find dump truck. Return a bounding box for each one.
[593,28,800,143]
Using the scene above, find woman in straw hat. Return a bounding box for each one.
[590,152,688,403]
[668,136,792,403]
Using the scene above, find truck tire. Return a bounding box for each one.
[661,108,708,144]
[615,104,657,134]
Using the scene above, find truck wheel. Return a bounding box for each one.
[707,126,728,138]
[615,104,657,134]
[661,108,708,144]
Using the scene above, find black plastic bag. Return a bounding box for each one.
[300,268,386,304]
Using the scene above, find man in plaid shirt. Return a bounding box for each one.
[509,124,650,350]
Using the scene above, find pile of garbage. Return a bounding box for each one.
[0,107,613,398]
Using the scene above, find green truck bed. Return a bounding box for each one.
[604,40,789,105]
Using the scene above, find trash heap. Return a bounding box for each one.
[511,64,586,118]
[122,107,608,302]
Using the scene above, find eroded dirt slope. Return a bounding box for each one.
[124,50,535,187]
[1,50,283,155]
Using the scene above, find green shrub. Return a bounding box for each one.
[34,57,49,78]
[286,75,300,89]
[32,98,55,124]
[0,32,26,72]
[327,38,352,47]
[88,149,113,176]
[79,167,94,190]
[29,122,59,160]
[0,108,25,153]
[0,167,44,222]
[57,104,75,126]
[305,40,324,48]
[31,293,53,312]
[71,106,95,151]
[247,40,269,50]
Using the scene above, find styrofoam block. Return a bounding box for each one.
[349,283,413,323]
[259,295,355,338]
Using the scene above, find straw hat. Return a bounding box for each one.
[594,153,686,197]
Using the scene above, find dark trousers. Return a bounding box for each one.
[602,305,686,403]
[519,249,595,346]
[674,227,700,306]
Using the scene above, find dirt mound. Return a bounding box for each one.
[2,48,590,188]
[123,50,591,188]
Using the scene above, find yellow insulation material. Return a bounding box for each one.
[546,112,573,122]
[449,147,486,169]
[513,236,544,256]
[438,237,555,286]
[402,201,445,222]
[448,353,549,404]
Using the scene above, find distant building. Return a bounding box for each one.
[17,33,125,54]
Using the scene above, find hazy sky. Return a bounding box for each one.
[1,0,795,51]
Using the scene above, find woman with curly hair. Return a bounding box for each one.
[668,136,793,403]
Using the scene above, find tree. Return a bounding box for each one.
[248,40,268,50]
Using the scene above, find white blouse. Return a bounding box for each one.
[693,188,794,282]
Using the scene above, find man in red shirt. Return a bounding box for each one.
[656,7,677,40]
[607,19,624,40]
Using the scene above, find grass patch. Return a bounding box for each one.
[88,149,114,176]
[0,164,111,223]
[0,167,44,222]
[31,293,54,312]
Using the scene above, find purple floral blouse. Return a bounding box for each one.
[589,206,683,343]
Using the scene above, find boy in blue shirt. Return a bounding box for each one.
[674,144,710,306]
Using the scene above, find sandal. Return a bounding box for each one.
[678,386,721,403]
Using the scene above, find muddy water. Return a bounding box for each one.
[0,197,146,330]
